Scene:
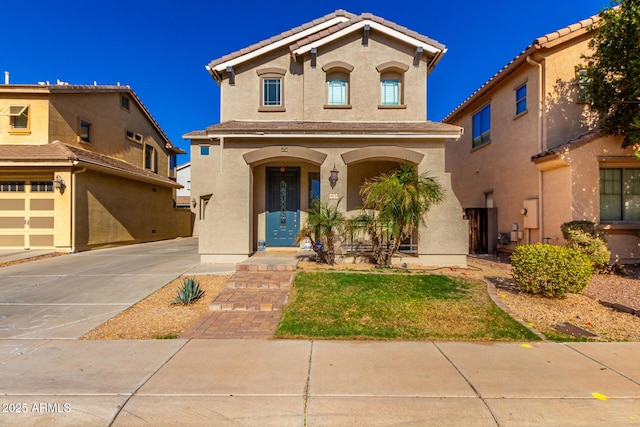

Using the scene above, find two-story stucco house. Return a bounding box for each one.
[0,81,191,251]
[185,10,468,266]
[444,11,639,262]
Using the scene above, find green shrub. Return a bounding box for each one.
[511,244,593,298]
[172,277,205,305]
[561,221,610,271]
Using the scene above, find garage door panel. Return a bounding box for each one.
[29,217,54,229]
[0,235,25,246]
[0,199,25,210]
[29,235,54,247]
[0,217,25,229]
[30,199,54,210]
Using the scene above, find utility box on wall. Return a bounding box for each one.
[523,199,539,229]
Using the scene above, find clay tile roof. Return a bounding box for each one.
[196,120,462,136]
[444,10,604,122]
[206,10,357,70]
[532,128,602,161]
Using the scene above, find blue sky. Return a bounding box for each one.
[2,0,609,162]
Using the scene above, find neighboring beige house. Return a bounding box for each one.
[176,162,191,209]
[185,10,468,266]
[0,82,191,252]
[444,12,639,262]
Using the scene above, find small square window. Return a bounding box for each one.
[516,84,527,115]
[79,120,91,143]
[126,130,143,143]
[200,146,210,156]
[7,105,29,132]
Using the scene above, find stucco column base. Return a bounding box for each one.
[201,254,250,264]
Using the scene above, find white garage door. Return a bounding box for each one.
[0,180,55,249]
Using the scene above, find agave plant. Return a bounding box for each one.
[172,277,205,305]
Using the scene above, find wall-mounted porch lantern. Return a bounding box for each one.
[53,175,66,193]
[329,165,339,189]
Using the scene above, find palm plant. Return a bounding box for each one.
[355,162,444,266]
[296,198,345,265]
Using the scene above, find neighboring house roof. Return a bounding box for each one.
[184,120,463,139]
[207,10,447,80]
[175,196,191,206]
[0,141,181,188]
[176,161,190,170]
[444,12,602,122]
[531,128,602,162]
[0,84,184,155]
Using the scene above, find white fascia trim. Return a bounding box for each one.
[210,16,350,73]
[292,20,441,57]
[202,133,462,140]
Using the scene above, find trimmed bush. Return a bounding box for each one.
[511,244,593,298]
[561,221,610,271]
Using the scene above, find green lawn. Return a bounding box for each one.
[276,272,541,341]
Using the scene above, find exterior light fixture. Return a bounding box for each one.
[191,198,197,208]
[329,164,339,188]
[53,175,66,192]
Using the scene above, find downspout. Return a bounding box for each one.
[526,55,545,243]
[71,162,87,253]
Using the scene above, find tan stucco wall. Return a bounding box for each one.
[220,31,428,122]
[446,32,599,251]
[73,170,190,250]
[49,93,173,177]
[194,137,467,266]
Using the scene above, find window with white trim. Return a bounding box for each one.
[257,68,286,111]
[31,181,53,192]
[144,144,157,172]
[516,84,527,115]
[322,61,353,109]
[126,130,143,144]
[0,181,25,192]
[376,61,408,108]
[5,105,29,132]
[381,79,400,105]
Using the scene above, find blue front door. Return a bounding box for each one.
[266,167,300,246]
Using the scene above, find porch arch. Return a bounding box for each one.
[341,146,424,165]
[243,146,327,166]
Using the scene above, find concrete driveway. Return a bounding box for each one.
[0,237,234,339]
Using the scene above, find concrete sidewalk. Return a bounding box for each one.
[0,339,638,426]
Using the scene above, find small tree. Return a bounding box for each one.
[354,163,445,266]
[296,198,345,265]
[561,220,611,271]
[581,1,640,154]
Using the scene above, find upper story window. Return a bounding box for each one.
[472,104,491,149]
[376,61,409,109]
[600,168,640,222]
[516,84,527,116]
[200,145,210,156]
[257,68,286,112]
[5,105,29,133]
[322,61,354,109]
[79,119,91,143]
[144,144,157,172]
[121,95,130,111]
[126,130,143,144]
[575,67,590,104]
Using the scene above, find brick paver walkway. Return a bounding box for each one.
[180,260,296,339]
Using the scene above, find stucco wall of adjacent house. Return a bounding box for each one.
[540,164,572,244]
[219,31,428,123]
[49,93,174,178]
[446,63,542,247]
[558,135,640,262]
[542,33,596,150]
[73,170,191,250]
